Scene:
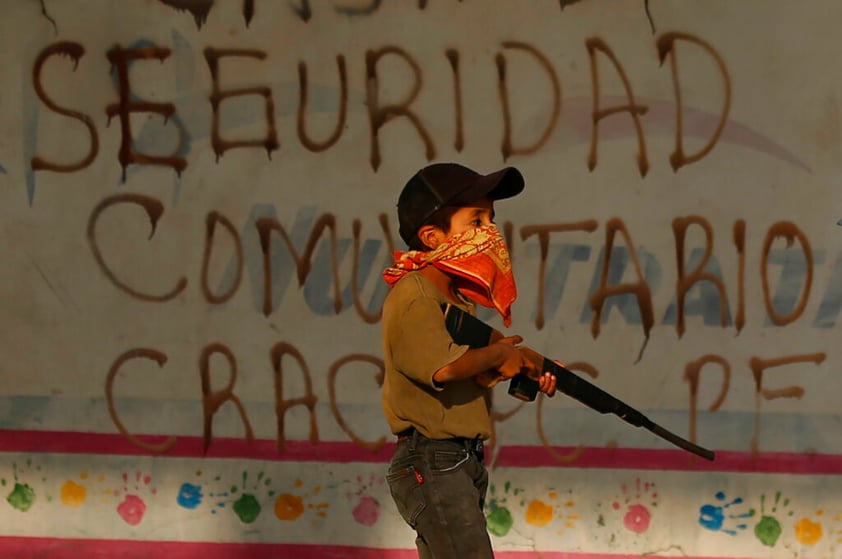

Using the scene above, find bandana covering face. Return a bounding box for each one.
[383,224,517,326]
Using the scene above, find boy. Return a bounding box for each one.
[381,162,557,558]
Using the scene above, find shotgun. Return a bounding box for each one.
[442,303,715,461]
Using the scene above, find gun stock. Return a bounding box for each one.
[442,303,715,461]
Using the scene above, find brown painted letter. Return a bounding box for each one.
[106,348,176,453]
[672,215,730,338]
[496,41,561,161]
[657,32,731,172]
[588,218,654,358]
[255,214,342,316]
[684,354,730,447]
[365,46,435,171]
[204,47,279,161]
[748,353,825,453]
[585,38,649,176]
[31,42,99,173]
[87,194,187,302]
[271,342,320,452]
[351,214,395,323]
[328,354,386,452]
[445,48,465,152]
[761,221,814,326]
[105,45,186,181]
[201,211,244,304]
[297,55,348,151]
[733,219,746,334]
[520,221,599,329]
[537,361,599,463]
[200,344,255,453]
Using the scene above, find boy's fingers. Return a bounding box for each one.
[498,335,524,345]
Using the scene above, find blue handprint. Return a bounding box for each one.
[699,491,754,536]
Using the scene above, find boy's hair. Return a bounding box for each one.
[396,162,524,249]
[406,205,461,251]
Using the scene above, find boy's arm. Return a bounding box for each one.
[432,336,535,385]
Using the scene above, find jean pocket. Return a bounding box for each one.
[386,462,425,527]
[431,449,469,474]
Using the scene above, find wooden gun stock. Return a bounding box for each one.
[442,303,715,461]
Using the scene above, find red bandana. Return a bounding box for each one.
[383,224,517,326]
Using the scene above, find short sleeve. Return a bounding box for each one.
[390,295,470,389]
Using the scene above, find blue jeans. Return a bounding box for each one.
[386,430,493,559]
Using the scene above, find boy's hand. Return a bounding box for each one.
[473,348,559,396]
[537,371,557,396]
[494,335,537,379]
[473,369,503,388]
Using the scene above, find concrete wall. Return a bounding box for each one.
[1,1,840,557]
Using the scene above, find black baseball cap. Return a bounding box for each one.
[396,162,525,245]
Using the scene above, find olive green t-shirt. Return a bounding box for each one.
[381,271,493,440]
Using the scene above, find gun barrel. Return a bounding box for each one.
[649,424,716,461]
[441,303,716,461]
[546,359,715,461]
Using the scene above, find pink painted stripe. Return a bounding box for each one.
[1,429,841,474]
[0,536,761,559]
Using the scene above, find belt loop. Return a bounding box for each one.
[409,428,419,451]
[470,437,484,463]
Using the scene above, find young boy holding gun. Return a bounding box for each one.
[380,162,557,558]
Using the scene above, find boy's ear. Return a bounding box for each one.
[416,224,446,250]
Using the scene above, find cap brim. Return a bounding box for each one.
[451,167,524,206]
